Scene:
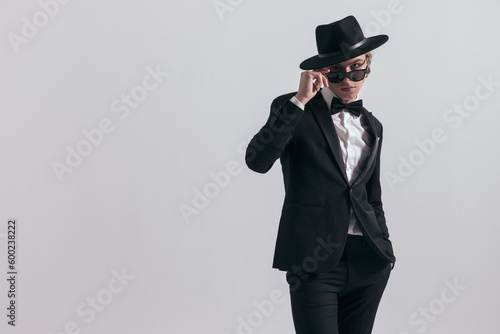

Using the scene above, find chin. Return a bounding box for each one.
[337,92,357,102]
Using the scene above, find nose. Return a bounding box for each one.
[341,75,351,83]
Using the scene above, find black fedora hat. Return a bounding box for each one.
[300,16,388,70]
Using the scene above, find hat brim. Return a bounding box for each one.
[299,35,388,70]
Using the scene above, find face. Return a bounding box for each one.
[325,54,369,103]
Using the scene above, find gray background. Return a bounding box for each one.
[1,0,499,333]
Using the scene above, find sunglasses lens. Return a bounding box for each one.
[349,70,366,82]
[326,73,344,83]
[326,69,366,83]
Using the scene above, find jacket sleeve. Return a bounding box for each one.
[245,95,304,173]
[366,126,396,264]
[366,136,388,238]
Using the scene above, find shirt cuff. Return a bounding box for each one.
[290,96,305,110]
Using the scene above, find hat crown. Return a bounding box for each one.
[299,15,388,70]
[315,16,365,56]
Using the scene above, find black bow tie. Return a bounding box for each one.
[330,97,363,117]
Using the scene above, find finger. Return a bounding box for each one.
[311,78,318,92]
[312,77,321,92]
[309,74,316,90]
[314,72,328,89]
[301,72,314,92]
[323,75,329,87]
[313,68,330,74]
[317,72,328,88]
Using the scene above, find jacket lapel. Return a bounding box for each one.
[308,91,349,185]
[362,107,377,138]
[351,108,380,188]
[309,91,381,188]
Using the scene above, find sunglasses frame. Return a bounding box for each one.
[324,67,369,83]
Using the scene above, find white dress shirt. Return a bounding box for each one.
[290,89,374,235]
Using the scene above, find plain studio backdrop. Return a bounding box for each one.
[0,0,499,333]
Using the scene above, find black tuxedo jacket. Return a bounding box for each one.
[246,89,395,272]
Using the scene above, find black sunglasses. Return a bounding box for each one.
[324,68,369,83]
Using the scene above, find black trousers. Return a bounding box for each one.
[286,235,391,334]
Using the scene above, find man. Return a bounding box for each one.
[245,16,395,334]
